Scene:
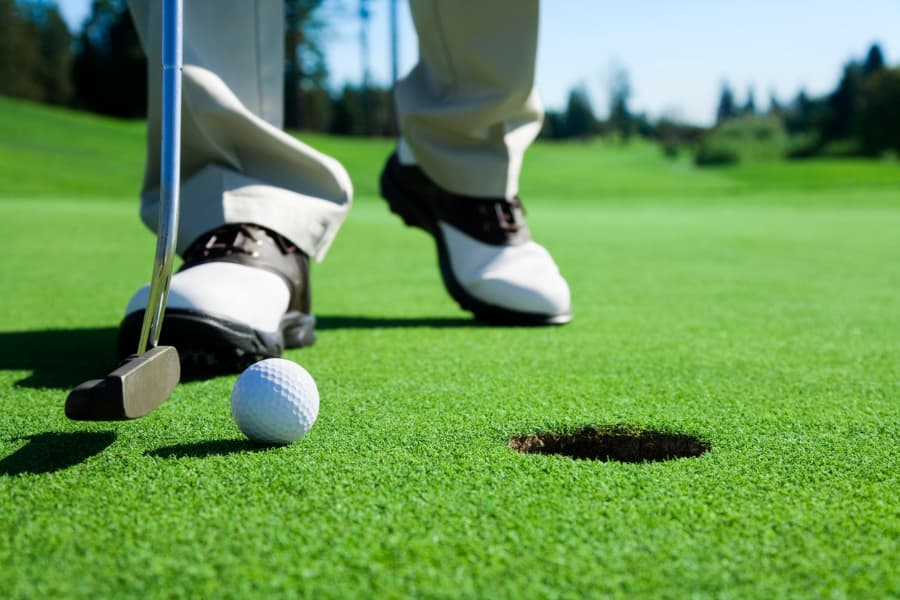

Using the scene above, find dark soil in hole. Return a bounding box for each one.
[509,426,710,463]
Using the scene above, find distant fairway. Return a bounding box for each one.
[1,96,898,598]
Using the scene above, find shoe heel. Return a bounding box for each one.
[282,312,316,349]
[380,168,430,232]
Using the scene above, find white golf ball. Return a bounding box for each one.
[231,358,319,445]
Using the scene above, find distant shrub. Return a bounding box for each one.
[818,138,864,158]
[661,140,680,159]
[695,115,788,166]
[655,118,705,160]
[785,132,820,159]
[695,144,739,166]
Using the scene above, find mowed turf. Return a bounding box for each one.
[1,97,898,598]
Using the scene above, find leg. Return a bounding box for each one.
[383,0,571,324]
[122,0,351,373]
[127,0,351,261]
[395,0,542,199]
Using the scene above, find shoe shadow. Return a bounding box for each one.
[0,431,116,477]
[0,327,118,390]
[146,439,276,459]
[0,318,475,390]
[316,315,476,330]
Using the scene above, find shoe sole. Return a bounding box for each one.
[118,309,316,376]
[380,165,572,326]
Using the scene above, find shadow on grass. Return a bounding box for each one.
[0,431,116,476]
[316,315,475,330]
[0,317,477,389]
[0,327,118,390]
[146,439,277,459]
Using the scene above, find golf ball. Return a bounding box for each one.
[231,358,319,445]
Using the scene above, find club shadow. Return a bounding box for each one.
[316,314,477,331]
[146,439,277,459]
[0,431,116,477]
[0,327,118,390]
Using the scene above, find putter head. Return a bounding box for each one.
[65,346,180,421]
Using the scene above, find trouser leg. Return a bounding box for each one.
[395,0,543,199]
[127,0,351,261]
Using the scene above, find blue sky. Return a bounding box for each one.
[57,0,897,125]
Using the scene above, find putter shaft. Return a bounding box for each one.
[138,0,183,354]
[65,0,184,422]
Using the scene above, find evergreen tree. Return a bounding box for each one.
[330,84,399,136]
[0,0,71,104]
[607,65,632,141]
[564,85,596,139]
[784,90,814,134]
[822,62,863,142]
[768,91,783,118]
[862,43,885,76]
[715,84,737,124]
[71,0,146,117]
[330,85,362,136]
[26,3,73,105]
[0,0,42,100]
[742,87,756,115]
[857,68,900,155]
[284,0,328,130]
[539,111,568,139]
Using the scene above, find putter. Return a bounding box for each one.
[66,0,183,421]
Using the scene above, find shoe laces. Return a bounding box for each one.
[192,224,297,260]
[480,197,526,233]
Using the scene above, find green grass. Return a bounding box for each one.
[1,96,898,598]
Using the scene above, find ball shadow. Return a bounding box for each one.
[145,439,277,459]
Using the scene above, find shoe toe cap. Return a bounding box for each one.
[441,224,572,320]
[466,272,571,317]
[124,262,290,334]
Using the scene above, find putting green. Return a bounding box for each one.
[1,97,898,598]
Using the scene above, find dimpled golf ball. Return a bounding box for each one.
[231,358,319,445]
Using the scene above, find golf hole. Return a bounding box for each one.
[509,426,710,463]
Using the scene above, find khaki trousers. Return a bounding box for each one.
[128,0,542,261]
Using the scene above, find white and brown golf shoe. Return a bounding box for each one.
[379,153,571,325]
[118,223,315,375]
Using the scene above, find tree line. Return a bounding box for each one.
[0,0,705,147]
[539,65,705,151]
[0,0,399,135]
[541,43,899,163]
[1,1,897,158]
[707,44,900,161]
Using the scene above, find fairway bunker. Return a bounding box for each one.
[509,426,710,463]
